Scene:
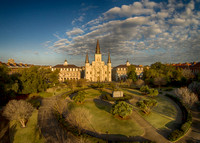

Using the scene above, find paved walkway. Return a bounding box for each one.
[132,110,171,143]
[38,94,69,143]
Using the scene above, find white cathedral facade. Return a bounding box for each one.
[85,40,112,82]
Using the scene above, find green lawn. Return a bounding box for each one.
[84,88,101,99]
[68,87,179,136]
[113,88,178,130]
[9,110,45,143]
[68,100,144,137]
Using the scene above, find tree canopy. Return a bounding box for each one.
[111,101,133,118]
[3,100,34,127]
[136,99,157,114]
[127,65,137,82]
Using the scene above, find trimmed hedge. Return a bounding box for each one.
[102,93,132,101]
[165,94,192,141]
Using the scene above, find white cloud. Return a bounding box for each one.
[50,0,200,65]
[72,16,84,25]
[103,1,157,19]
[66,28,84,37]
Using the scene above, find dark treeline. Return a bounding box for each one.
[142,62,199,87]
[0,65,59,105]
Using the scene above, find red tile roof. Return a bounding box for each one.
[52,64,79,68]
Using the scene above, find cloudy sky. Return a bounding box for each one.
[0,0,200,66]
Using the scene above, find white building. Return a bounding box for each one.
[85,40,112,82]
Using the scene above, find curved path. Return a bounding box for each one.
[66,91,171,142]
[37,88,185,143]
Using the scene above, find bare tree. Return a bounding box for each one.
[153,77,167,90]
[52,98,68,115]
[3,100,34,127]
[182,69,195,80]
[67,80,77,92]
[175,87,198,108]
[135,79,145,88]
[65,108,92,134]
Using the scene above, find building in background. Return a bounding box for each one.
[51,60,81,82]
[112,60,143,81]
[85,40,112,82]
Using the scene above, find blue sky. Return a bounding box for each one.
[0,0,200,66]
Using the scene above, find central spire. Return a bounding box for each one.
[96,39,101,54]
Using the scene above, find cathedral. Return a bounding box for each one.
[52,40,144,82]
[85,40,112,82]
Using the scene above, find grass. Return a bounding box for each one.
[84,88,101,99]
[108,88,178,130]
[68,100,144,137]
[67,87,179,137]
[9,110,45,143]
[141,111,175,129]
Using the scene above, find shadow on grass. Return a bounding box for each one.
[93,99,112,113]
[85,129,152,142]
[9,123,17,143]
[0,111,10,143]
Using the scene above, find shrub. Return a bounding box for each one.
[72,91,86,104]
[140,85,149,94]
[136,99,157,114]
[111,101,133,118]
[3,100,34,127]
[168,129,184,141]
[181,122,191,133]
[148,89,159,97]
[135,79,145,88]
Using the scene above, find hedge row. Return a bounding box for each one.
[102,93,132,101]
[165,94,192,142]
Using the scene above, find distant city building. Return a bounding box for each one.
[85,40,112,82]
[0,59,32,74]
[52,60,81,81]
[172,62,200,74]
[112,60,144,81]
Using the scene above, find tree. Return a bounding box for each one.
[136,99,157,114]
[72,91,86,104]
[127,65,137,82]
[126,79,133,87]
[153,77,167,90]
[148,88,159,97]
[111,101,133,118]
[175,87,198,108]
[188,82,200,100]
[0,65,10,105]
[182,69,195,81]
[135,79,144,88]
[66,108,92,134]
[3,100,34,127]
[77,79,87,87]
[140,85,149,94]
[67,80,77,92]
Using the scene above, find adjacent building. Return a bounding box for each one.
[112,60,144,81]
[52,60,81,82]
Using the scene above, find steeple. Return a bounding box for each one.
[64,59,68,65]
[96,39,101,54]
[107,52,111,63]
[126,59,130,66]
[85,52,89,63]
